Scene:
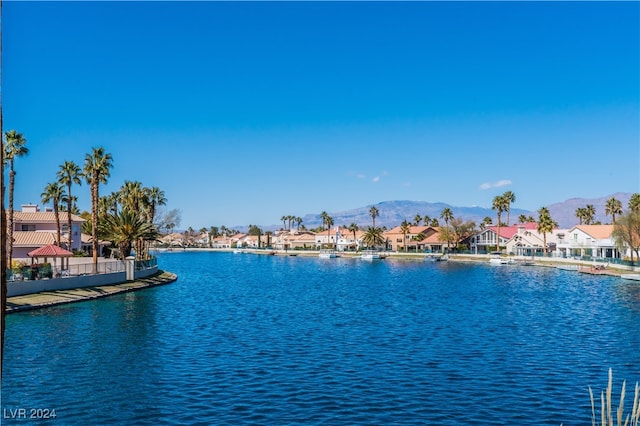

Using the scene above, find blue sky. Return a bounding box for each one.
[3,1,639,229]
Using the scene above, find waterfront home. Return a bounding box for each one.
[504,224,566,257]
[470,223,538,254]
[272,230,318,251]
[384,225,439,252]
[555,225,621,260]
[10,204,85,259]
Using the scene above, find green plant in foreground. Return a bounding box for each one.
[589,369,640,426]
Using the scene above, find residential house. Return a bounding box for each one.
[11,204,85,260]
[555,225,620,260]
[470,223,538,254]
[504,224,566,257]
[384,225,440,252]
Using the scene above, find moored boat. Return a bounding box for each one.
[361,250,384,261]
[319,250,338,259]
[621,274,640,281]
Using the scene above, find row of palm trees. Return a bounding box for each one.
[3,130,167,273]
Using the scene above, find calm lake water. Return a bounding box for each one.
[2,251,640,425]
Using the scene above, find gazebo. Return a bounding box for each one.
[28,244,74,276]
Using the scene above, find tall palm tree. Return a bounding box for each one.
[41,182,67,246]
[369,206,379,228]
[400,220,411,252]
[281,215,288,230]
[440,207,454,252]
[361,226,385,249]
[629,193,640,213]
[414,214,422,226]
[348,222,359,250]
[537,207,557,256]
[423,215,431,226]
[83,147,113,273]
[502,191,516,226]
[295,217,303,230]
[57,161,82,249]
[605,196,623,224]
[492,195,508,252]
[4,130,28,266]
[584,204,596,225]
[575,207,586,225]
[146,186,166,226]
[325,215,334,249]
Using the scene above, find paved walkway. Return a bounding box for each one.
[6,271,178,313]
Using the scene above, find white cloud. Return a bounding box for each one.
[372,176,380,183]
[356,173,366,179]
[479,179,513,190]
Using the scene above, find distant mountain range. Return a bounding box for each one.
[250,192,634,232]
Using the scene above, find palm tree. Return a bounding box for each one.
[369,206,379,228]
[98,209,156,259]
[295,217,303,230]
[146,186,166,226]
[518,214,528,224]
[584,204,596,225]
[347,222,359,250]
[423,215,431,226]
[492,195,508,252]
[400,220,411,252]
[430,218,440,227]
[629,193,640,213]
[4,130,29,266]
[57,161,82,249]
[361,226,385,249]
[41,182,67,246]
[537,207,557,256]
[502,191,516,226]
[325,216,334,249]
[440,207,454,252]
[83,147,113,273]
[575,207,586,225]
[605,196,623,224]
[281,215,288,230]
[414,214,422,226]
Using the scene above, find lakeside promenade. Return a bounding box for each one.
[6,270,177,313]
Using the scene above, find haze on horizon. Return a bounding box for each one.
[3,2,638,229]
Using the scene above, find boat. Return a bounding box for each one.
[426,254,448,262]
[489,257,515,265]
[319,250,338,259]
[233,249,243,254]
[621,274,640,282]
[361,250,384,261]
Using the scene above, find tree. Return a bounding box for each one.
[281,215,288,230]
[400,220,411,252]
[41,182,67,246]
[98,209,156,259]
[146,186,166,226]
[325,216,334,249]
[450,218,477,249]
[584,204,596,225]
[414,214,422,226]
[502,191,516,226]
[348,222,359,250]
[537,207,557,256]
[612,211,640,263]
[492,195,508,252]
[361,226,385,249]
[295,217,303,230]
[575,207,586,225]
[440,207,454,252]
[629,193,640,213]
[369,206,379,228]
[57,161,82,249]
[4,130,29,266]
[603,196,622,225]
[247,224,263,248]
[518,214,528,224]
[430,218,440,227]
[481,216,493,230]
[83,147,113,273]
[423,215,431,226]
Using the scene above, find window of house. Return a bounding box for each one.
[21,224,36,231]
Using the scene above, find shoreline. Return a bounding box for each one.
[6,270,178,314]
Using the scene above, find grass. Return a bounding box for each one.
[589,369,640,426]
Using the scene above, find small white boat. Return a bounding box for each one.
[319,250,338,259]
[489,257,514,265]
[233,249,243,254]
[621,274,640,282]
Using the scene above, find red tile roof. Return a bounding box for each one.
[28,244,74,257]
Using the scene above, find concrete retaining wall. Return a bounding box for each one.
[7,265,159,297]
